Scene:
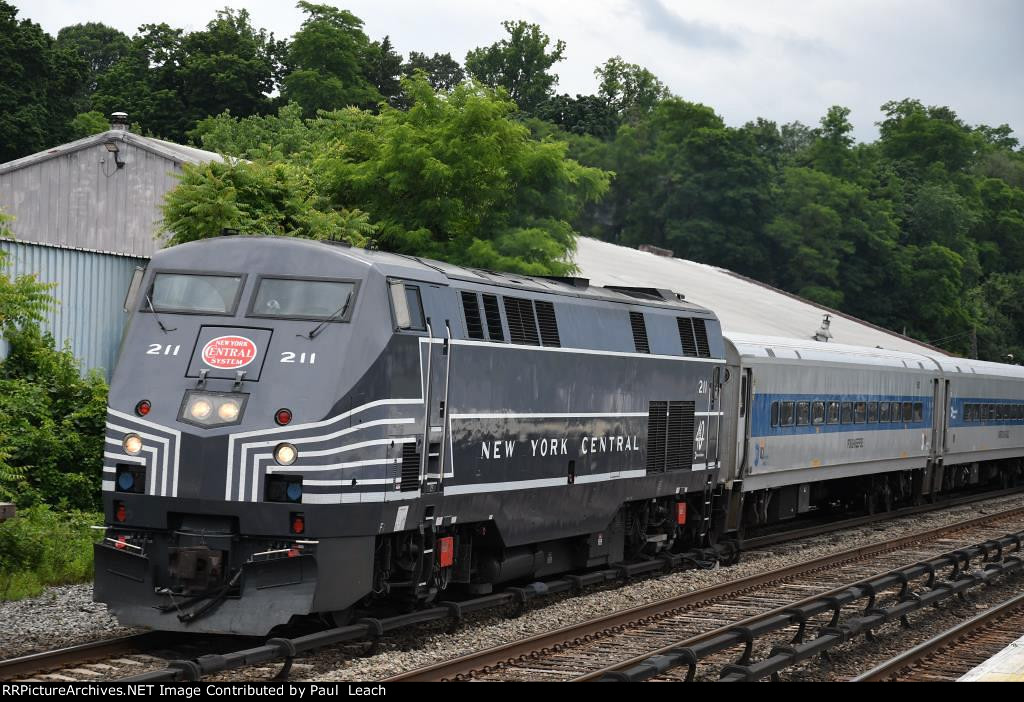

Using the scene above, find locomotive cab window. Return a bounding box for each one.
[147,272,243,315]
[250,277,357,322]
[388,281,426,331]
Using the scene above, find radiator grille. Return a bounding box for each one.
[666,401,695,471]
[630,311,650,354]
[504,297,540,345]
[693,318,711,357]
[534,300,560,347]
[461,291,484,340]
[482,294,504,341]
[677,317,697,356]
[400,442,420,492]
[646,401,668,473]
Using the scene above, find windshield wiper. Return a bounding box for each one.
[300,296,351,340]
[146,294,177,333]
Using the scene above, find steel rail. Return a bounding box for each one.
[385,504,1024,681]
[851,589,1024,682]
[0,632,178,681]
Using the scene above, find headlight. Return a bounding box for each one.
[189,398,213,420]
[179,391,247,427]
[122,434,143,455]
[217,400,240,421]
[274,443,297,466]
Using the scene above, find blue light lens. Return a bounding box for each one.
[117,471,135,491]
[286,482,302,502]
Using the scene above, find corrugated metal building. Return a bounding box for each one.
[0,115,222,376]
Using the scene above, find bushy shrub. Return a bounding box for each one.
[0,504,100,600]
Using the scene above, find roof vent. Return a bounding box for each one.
[110,111,128,131]
[812,313,833,342]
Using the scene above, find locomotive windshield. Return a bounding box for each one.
[250,277,356,321]
[149,273,242,314]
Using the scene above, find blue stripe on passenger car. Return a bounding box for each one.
[751,394,932,438]
[949,397,1024,429]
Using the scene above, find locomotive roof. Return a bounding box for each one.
[156,235,714,315]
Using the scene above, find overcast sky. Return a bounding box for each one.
[25,0,1024,142]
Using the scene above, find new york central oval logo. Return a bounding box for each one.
[201,335,257,370]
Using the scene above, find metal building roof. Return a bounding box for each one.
[0,130,223,258]
[573,237,939,355]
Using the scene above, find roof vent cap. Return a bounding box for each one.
[812,313,833,343]
[110,112,128,131]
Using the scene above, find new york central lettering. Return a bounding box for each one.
[478,434,639,460]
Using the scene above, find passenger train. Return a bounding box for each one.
[94,236,1024,634]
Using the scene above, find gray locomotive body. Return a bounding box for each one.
[96,237,725,634]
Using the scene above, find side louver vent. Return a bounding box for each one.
[482,294,504,341]
[534,300,560,347]
[461,291,485,340]
[666,401,695,471]
[400,442,420,492]
[693,318,711,357]
[645,401,668,473]
[677,317,697,357]
[504,297,541,346]
[630,311,650,354]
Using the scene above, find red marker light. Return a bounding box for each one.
[115,535,127,550]
[115,501,127,523]
[135,400,151,416]
[275,408,292,426]
[287,549,300,558]
[291,516,305,534]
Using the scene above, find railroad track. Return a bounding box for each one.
[5,490,1023,683]
[385,504,1024,681]
[853,589,1024,682]
[0,632,179,682]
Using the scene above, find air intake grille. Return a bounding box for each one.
[630,312,650,354]
[693,319,710,357]
[645,401,668,473]
[482,294,504,341]
[504,297,541,345]
[677,317,697,356]
[534,300,560,347]
[666,401,695,471]
[461,291,484,340]
[400,442,420,492]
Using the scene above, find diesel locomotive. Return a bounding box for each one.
[96,235,1024,635]
[96,236,726,634]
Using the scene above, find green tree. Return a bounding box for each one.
[402,51,465,91]
[465,20,566,114]
[594,56,670,125]
[68,111,109,139]
[878,99,980,174]
[0,1,85,160]
[807,105,855,178]
[55,22,132,115]
[282,2,383,116]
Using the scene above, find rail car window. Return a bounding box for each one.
[901,402,913,422]
[868,402,878,423]
[251,277,356,321]
[149,273,242,314]
[891,402,901,422]
[780,402,794,427]
[854,402,866,423]
[796,402,810,426]
[827,401,840,424]
[841,402,853,424]
[879,402,891,423]
[913,402,923,422]
[771,401,780,427]
[812,401,825,425]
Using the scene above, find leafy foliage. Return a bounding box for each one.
[0,505,99,600]
[465,20,566,115]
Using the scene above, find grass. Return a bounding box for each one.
[0,504,100,601]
